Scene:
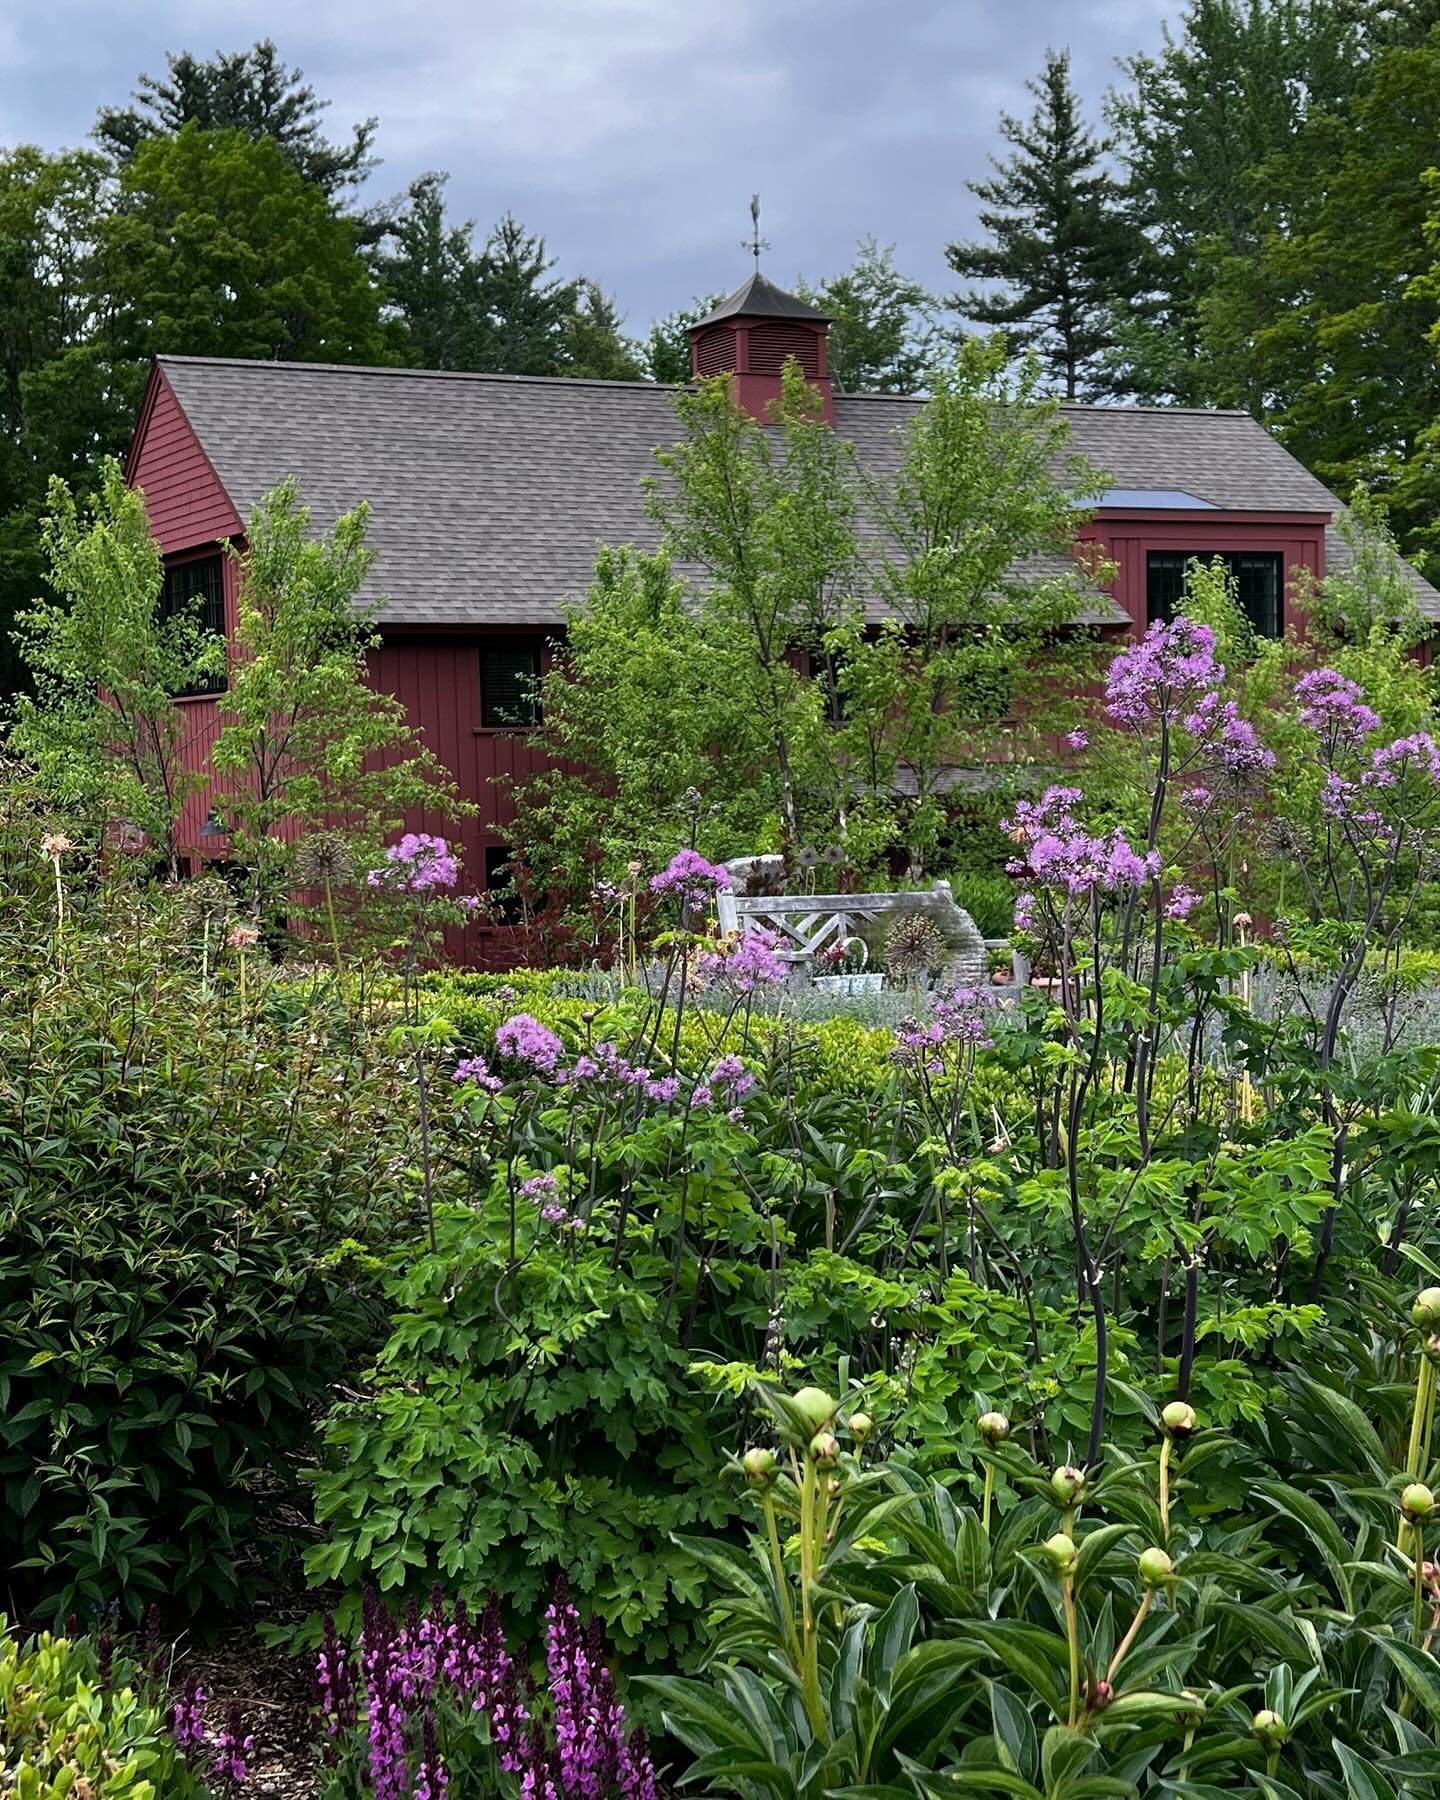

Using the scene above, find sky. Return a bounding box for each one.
[1,0,1175,335]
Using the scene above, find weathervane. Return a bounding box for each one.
[743,194,769,270]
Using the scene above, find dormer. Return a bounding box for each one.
[688,273,834,423]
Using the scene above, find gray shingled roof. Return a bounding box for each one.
[154,356,1440,628]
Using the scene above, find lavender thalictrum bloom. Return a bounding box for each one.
[495,1013,565,1074]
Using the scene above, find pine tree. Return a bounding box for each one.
[95,39,377,198]
[797,240,939,393]
[947,49,1137,399]
[376,173,488,370]
[472,216,579,375]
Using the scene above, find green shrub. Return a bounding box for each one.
[306,1201,744,1664]
[0,1619,202,1798]
[940,870,1016,938]
[0,891,414,1620]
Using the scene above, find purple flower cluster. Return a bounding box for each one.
[212,1702,255,1787]
[1105,617,1221,725]
[170,1675,207,1757]
[695,926,788,994]
[894,987,994,1071]
[1004,784,1158,897]
[496,1014,565,1074]
[1322,731,1440,837]
[452,1054,503,1093]
[542,1580,656,1800]
[1295,668,1381,745]
[368,833,461,892]
[649,849,732,909]
[1165,886,1202,921]
[319,1584,655,1800]
[1183,692,1276,776]
[521,1172,583,1230]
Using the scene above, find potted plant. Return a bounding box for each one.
[813,935,883,995]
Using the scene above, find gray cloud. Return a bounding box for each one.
[2,0,1173,332]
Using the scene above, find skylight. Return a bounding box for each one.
[1099,488,1218,510]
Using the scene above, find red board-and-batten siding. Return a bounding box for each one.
[125,366,553,958]
[126,362,1336,963]
[1076,509,1328,634]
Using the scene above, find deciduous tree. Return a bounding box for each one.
[8,461,223,872]
[209,481,461,906]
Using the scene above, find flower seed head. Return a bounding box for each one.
[1402,1482,1436,1524]
[1138,1546,1173,1588]
[1050,1464,1087,1506]
[1161,1400,1197,1438]
[977,1410,1010,1444]
[808,1431,840,1467]
[741,1447,777,1488]
[1415,1288,1440,1331]
[1041,1532,1078,1576]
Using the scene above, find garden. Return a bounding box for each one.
[10,585,1440,1797]
[10,357,1440,1798]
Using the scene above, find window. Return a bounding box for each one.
[484,845,523,926]
[480,642,542,728]
[1146,550,1283,639]
[159,554,226,695]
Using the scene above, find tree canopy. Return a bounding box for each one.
[948,49,1138,399]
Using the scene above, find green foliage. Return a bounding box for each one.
[95,37,378,199]
[653,1353,1440,1798]
[949,49,1141,399]
[797,238,940,395]
[647,363,860,857]
[1106,0,1364,403]
[849,338,1107,867]
[307,1200,742,1662]
[209,480,463,908]
[509,547,777,930]
[378,184,641,379]
[9,461,222,872]
[105,124,389,366]
[0,1619,203,1799]
[0,824,415,1619]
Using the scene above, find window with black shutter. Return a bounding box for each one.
[480,642,542,728]
[159,554,227,695]
[1146,551,1284,639]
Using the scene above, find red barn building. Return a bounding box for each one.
[125,270,1440,947]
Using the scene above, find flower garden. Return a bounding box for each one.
[8,604,1440,1800]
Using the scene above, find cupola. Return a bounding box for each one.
[688,272,834,423]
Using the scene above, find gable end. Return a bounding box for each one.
[126,363,244,554]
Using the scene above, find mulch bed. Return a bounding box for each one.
[162,1603,325,1798]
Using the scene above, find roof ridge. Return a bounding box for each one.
[157,354,679,395]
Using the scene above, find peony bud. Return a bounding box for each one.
[1041,1532,1078,1576]
[742,1447,777,1488]
[1138,1546,1173,1588]
[977,1410,1010,1444]
[791,1387,837,1433]
[1413,1288,1440,1331]
[1161,1400,1196,1438]
[1426,1333,1440,1367]
[808,1431,840,1467]
[1401,1482,1436,1524]
[1087,1678,1114,1711]
[1050,1464,1088,1507]
[1251,1710,1287,1749]
[848,1412,873,1445]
